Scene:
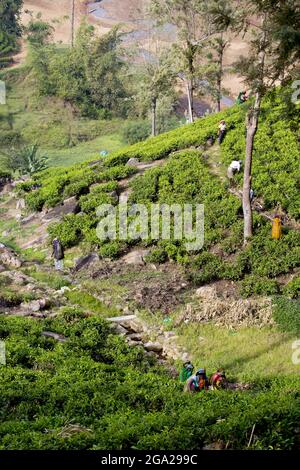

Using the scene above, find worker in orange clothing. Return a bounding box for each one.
[272,215,282,240]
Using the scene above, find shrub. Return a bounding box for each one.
[98,241,126,260]
[283,276,300,299]
[273,297,300,335]
[240,276,280,298]
[123,120,151,144]
[48,214,82,248]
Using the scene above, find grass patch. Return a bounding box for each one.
[22,248,47,263]
[45,134,124,167]
[24,269,71,291]
[0,68,126,168]
[176,323,298,382]
[65,289,119,317]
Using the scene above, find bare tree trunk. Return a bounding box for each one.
[243,92,262,242]
[216,34,227,113]
[71,0,75,48]
[216,75,221,113]
[186,42,195,123]
[186,80,193,123]
[189,77,194,122]
[151,97,157,137]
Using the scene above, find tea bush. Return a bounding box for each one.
[283,276,300,299]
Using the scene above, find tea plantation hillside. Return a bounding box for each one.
[1,86,299,451]
[17,87,300,299]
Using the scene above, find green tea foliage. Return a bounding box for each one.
[221,89,300,219]
[0,314,299,450]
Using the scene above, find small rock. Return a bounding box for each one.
[145,351,157,358]
[164,331,176,339]
[144,342,163,353]
[127,339,143,347]
[196,285,218,300]
[127,333,142,341]
[59,286,71,294]
[21,214,37,225]
[181,352,190,362]
[42,196,79,222]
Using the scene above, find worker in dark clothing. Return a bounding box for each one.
[52,238,64,271]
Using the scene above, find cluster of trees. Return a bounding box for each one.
[0,0,23,67]
[28,22,128,119]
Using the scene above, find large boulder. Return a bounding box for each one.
[122,250,149,266]
[144,342,163,353]
[0,244,22,268]
[42,196,79,222]
[74,253,100,272]
[21,298,50,312]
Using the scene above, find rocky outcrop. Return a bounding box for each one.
[42,331,67,343]
[176,284,274,328]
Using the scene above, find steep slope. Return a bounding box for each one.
[13,87,299,299]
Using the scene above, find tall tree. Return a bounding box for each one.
[205,33,230,112]
[136,50,176,136]
[150,0,219,122]
[71,0,75,48]
[212,0,300,242]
